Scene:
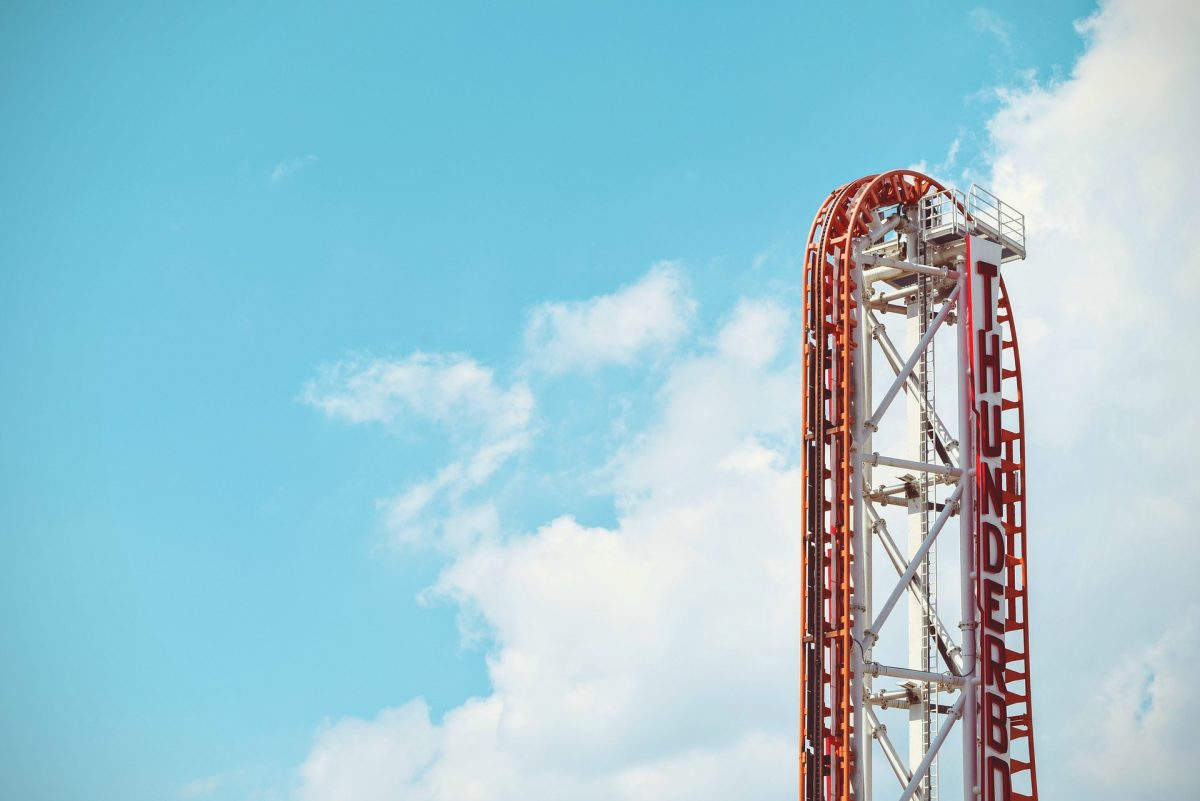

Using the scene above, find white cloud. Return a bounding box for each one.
[524,262,696,372]
[269,154,318,184]
[296,304,801,801]
[984,0,1200,795]
[1069,613,1200,798]
[298,702,440,801]
[715,298,789,368]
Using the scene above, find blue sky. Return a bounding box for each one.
[10,2,1195,799]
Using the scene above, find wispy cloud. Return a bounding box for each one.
[970,7,1014,51]
[302,263,700,551]
[1072,613,1200,794]
[268,154,318,184]
[302,353,534,550]
[302,352,531,435]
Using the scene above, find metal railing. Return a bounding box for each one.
[919,184,1026,257]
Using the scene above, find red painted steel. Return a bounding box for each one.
[992,280,1040,800]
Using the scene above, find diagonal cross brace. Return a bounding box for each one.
[865,504,964,674]
[866,706,926,801]
[862,284,960,434]
[864,483,964,649]
[898,693,966,801]
[869,311,959,467]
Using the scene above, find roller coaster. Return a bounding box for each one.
[800,170,1039,801]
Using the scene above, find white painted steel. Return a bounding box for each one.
[868,213,905,243]
[869,689,916,707]
[867,453,962,478]
[865,662,965,688]
[864,465,964,647]
[956,257,979,801]
[862,284,960,433]
[866,507,964,675]
[860,253,961,282]
[868,315,959,465]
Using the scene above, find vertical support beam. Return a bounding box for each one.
[958,253,979,800]
[904,208,932,798]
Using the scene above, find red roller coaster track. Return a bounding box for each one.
[800,170,1039,801]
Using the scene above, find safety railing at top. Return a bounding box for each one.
[919,184,1026,257]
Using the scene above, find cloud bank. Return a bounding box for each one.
[986,0,1200,796]
[300,297,798,801]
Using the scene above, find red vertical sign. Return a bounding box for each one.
[967,235,1011,801]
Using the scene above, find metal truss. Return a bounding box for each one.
[800,171,1041,801]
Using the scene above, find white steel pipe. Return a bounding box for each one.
[956,260,979,799]
[866,299,908,315]
[871,481,911,497]
[863,284,960,433]
[860,252,961,280]
[865,483,964,645]
[862,264,961,285]
[865,661,965,688]
[869,689,915,707]
[867,453,962,478]
[868,213,905,243]
[862,265,909,284]
[874,285,920,305]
